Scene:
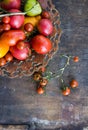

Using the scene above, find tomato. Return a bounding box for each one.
[41,11,50,19]
[2,16,10,24]
[0,58,6,67]
[16,41,26,50]
[31,35,52,54]
[24,23,34,32]
[0,40,9,58]
[33,72,41,81]
[70,79,78,88]
[73,56,79,62]
[5,52,13,62]
[0,30,26,46]
[40,78,48,86]
[62,87,71,96]
[3,23,11,31]
[37,86,45,94]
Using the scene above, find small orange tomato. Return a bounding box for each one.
[2,16,10,24]
[40,78,48,86]
[62,87,71,96]
[0,58,6,66]
[41,11,50,19]
[16,41,25,50]
[73,56,79,62]
[33,72,42,81]
[37,87,45,94]
[70,79,78,88]
[3,23,11,31]
[5,52,13,62]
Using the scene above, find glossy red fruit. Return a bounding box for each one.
[37,86,45,94]
[62,87,71,96]
[24,23,34,32]
[0,0,21,10]
[31,35,52,54]
[9,9,24,29]
[2,16,10,24]
[37,19,53,36]
[3,23,11,31]
[41,11,50,19]
[70,79,78,88]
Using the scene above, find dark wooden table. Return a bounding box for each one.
[0,0,88,129]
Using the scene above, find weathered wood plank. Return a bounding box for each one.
[0,125,28,130]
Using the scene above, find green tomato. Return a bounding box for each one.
[25,2,42,16]
[24,0,36,11]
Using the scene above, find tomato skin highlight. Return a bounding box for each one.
[31,35,52,54]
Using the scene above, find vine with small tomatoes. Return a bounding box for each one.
[33,55,79,96]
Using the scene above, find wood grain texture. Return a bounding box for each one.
[0,0,88,129]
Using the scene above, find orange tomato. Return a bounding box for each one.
[0,40,9,58]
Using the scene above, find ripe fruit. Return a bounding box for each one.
[3,23,11,31]
[40,78,48,86]
[73,56,79,62]
[2,16,10,24]
[41,11,50,19]
[0,30,26,46]
[62,87,71,96]
[37,86,45,94]
[31,35,52,54]
[37,19,53,36]
[0,0,21,10]
[0,40,9,58]
[9,9,24,29]
[5,52,13,62]
[10,45,29,60]
[33,72,41,81]
[70,79,78,88]
[0,58,6,67]
[24,23,34,32]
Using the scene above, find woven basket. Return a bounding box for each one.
[0,0,61,78]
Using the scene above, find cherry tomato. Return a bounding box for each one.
[33,72,41,81]
[0,58,6,67]
[70,79,78,88]
[24,23,34,32]
[40,78,48,86]
[5,52,13,62]
[2,16,10,24]
[62,87,71,96]
[73,56,79,62]
[41,11,50,19]
[37,86,45,94]
[31,35,52,54]
[16,41,25,50]
[3,23,11,31]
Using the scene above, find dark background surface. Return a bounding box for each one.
[0,0,88,129]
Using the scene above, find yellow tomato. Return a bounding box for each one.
[0,40,9,58]
[24,15,41,26]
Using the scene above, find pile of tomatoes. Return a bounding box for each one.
[0,2,53,67]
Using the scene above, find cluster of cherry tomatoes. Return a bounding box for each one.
[33,56,79,95]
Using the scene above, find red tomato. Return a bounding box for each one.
[2,16,10,24]
[62,87,71,96]
[31,35,52,54]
